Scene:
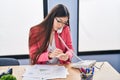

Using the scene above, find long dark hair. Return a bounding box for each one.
[29,4,70,64]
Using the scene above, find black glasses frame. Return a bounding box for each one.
[56,18,68,25]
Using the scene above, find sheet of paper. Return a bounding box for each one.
[22,65,68,80]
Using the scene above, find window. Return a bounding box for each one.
[0,0,47,58]
[78,0,120,55]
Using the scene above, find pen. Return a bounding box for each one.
[86,68,90,73]
[92,67,94,74]
[80,67,86,74]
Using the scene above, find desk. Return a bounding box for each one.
[0,62,120,80]
[93,62,120,80]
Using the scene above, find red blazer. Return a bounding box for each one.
[29,25,73,64]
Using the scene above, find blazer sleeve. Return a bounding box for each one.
[59,26,74,64]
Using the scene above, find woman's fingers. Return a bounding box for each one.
[57,54,68,61]
[54,48,63,53]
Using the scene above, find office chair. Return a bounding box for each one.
[0,58,20,66]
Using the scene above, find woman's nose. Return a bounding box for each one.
[59,23,65,27]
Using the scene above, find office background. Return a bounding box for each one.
[0,0,120,73]
[22,0,120,72]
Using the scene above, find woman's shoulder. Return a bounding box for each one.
[30,24,40,30]
[30,24,43,32]
[63,25,70,31]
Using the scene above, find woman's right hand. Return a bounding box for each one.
[48,48,63,59]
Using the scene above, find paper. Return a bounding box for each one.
[22,65,68,80]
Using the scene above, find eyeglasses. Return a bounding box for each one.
[56,18,68,25]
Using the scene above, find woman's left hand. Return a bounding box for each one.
[57,53,69,61]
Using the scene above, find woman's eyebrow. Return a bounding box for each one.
[59,18,68,23]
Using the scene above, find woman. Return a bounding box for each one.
[29,4,74,65]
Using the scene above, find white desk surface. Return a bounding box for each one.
[93,62,120,80]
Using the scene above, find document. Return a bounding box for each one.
[22,65,68,80]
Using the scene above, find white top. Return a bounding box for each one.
[47,33,59,64]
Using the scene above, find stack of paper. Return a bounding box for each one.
[22,65,69,80]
